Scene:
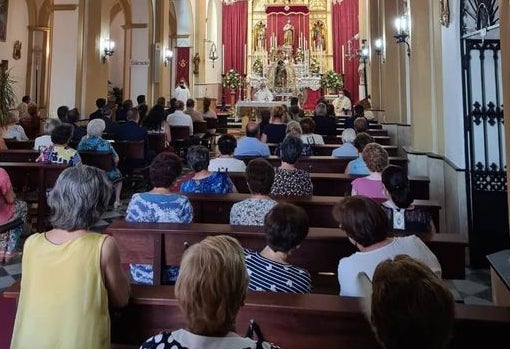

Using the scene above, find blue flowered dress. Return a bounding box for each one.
[180,171,233,194]
[77,136,122,180]
[126,192,194,285]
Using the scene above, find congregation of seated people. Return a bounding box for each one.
[2,93,455,349]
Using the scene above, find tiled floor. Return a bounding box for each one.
[0,202,495,305]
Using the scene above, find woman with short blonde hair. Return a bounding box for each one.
[140,235,280,348]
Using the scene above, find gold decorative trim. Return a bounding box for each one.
[50,4,79,11]
[122,23,148,29]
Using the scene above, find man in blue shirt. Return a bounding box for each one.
[233,122,270,157]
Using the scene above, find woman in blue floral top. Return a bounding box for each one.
[126,152,193,284]
[180,145,235,194]
[77,118,123,208]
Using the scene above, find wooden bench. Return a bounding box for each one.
[267,143,399,156]
[147,132,166,154]
[336,128,389,137]
[0,149,40,162]
[324,135,391,145]
[105,220,467,288]
[0,162,68,230]
[229,172,429,199]
[7,283,505,348]
[4,139,36,150]
[236,155,408,173]
[184,193,441,231]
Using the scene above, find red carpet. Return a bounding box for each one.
[0,295,16,349]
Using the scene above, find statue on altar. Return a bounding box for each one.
[312,20,326,51]
[283,19,294,46]
[253,21,266,51]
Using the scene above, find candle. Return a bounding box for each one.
[244,43,247,74]
[341,45,345,73]
[222,44,225,72]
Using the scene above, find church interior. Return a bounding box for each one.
[1,0,510,348]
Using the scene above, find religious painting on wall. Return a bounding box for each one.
[0,0,8,42]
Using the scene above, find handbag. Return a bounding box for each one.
[246,319,281,349]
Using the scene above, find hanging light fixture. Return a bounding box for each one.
[209,42,219,68]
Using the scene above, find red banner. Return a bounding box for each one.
[176,47,190,86]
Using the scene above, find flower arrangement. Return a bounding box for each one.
[321,70,343,90]
[309,57,320,75]
[252,58,263,76]
[223,69,242,91]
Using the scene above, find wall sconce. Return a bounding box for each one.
[102,39,115,63]
[393,15,411,56]
[374,38,384,55]
[208,42,219,68]
[164,49,173,67]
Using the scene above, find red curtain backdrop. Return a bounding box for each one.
[265,6,309,49]
[333,0,360,103]
[176,47,190,86]
[222,1,248,74]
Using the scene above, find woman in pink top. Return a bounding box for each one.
[0,167,27,263]
[351,143,389,199]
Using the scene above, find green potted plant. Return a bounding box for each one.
[0,69,17,127]
[320,70,343,95]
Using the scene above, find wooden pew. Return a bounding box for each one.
[336,128,389,137]
[228,172,430,199]
[0,162,68,230]
[236,155,408,173]
[184,193,441,231]
[4,139,36,150]
[324,135,391,145]
[105,220,467,287]
[147,132,166,154]
[0,149,40,162]
[4,283,510,349]
[267,143,399,156]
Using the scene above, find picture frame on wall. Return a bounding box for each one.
[0,0,8,42]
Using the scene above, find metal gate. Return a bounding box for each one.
[461,0,508,267]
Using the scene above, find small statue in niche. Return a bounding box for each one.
[192,52,200,75]
[13,40,21,60]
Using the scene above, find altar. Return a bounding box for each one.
[235,100,290,121]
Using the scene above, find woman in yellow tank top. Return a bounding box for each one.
[10,165,130,349]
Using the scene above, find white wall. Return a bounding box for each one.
[0,0,29,105]
[110,11,125,89]
[49,6,79,115]
[441,0,465,168]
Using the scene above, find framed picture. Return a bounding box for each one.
[0,0,8,42]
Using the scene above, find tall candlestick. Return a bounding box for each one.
[341,45,345,73]
[222,44,225,72]
[244,43,247,74]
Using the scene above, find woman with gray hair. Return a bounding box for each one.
[180,145,235,194]
[34,118,61,150]
[77,118,123,208]
[332,128,358,157]
[10,165,130,348]
[3,110,29,141]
